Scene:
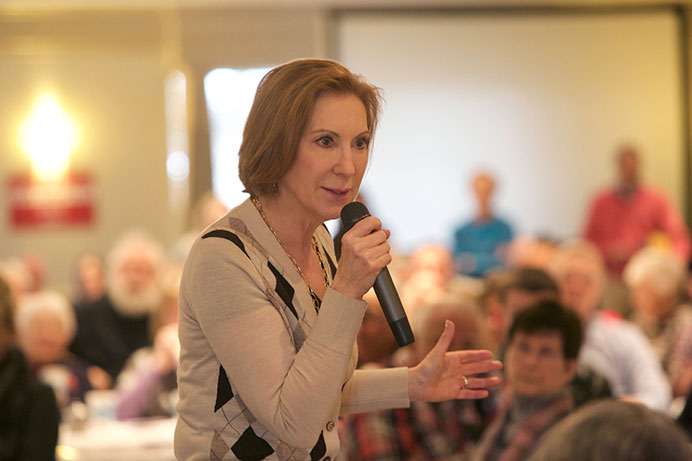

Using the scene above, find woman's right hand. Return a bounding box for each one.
[332,216,391,300]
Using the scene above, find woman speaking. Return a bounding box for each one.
[174,58,501,460]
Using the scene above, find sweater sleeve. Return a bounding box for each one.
[185,236,368,449]
[339,368,410,416]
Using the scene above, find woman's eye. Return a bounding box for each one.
[354,137,370,150]
[317,136,334,147]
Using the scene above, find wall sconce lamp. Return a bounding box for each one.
[19,94,79,181]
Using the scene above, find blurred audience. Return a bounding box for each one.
[623,247,692,399]
[453,171,514,277]
[170,191,228,262]
[496,267,559,346]
[342,297,494,460]
[583,145,690,277]
[584,146,690,315]
[493,267,611,407]
[4,149,692,456]
[400,244,483,316]
[0,257,32,304]
[505,234,558,271]
[0,276,59,461]
[115,263,182,420]
[70,229,164,380]
[550,239,671,411]
[16,290,110,408]
[73,251,107,304]
[479,269,513,355]
[355,290,398,368]
[19,252,45,294]
[531,400,692,461]
[473,300,581,461]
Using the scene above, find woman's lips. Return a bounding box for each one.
[322,187,350,197]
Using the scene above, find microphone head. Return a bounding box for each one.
[340,201,371,232]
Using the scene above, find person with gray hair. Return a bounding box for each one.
[530,399,692,461]
[624,247,692,398]
[0,276,60,460]
[70,229,165,379]
[550,239,671,411]
[16,290,109,407]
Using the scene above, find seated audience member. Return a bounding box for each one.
[453,171,514,277]
[341,298,496,460]
[73,251,107,304]
[550,239,671,411]
[495,267,611,407]
[70,229,164,379]
[479,269,513,354]
[0,257,31,304]
[16,290,110,407]
[473,300,580,461]
[531,400,692,461]
[170,191,228,262]
[505,234,558,271]
[355,290,398,368]
[116,264,182,420]
[497,268,559,342]
[401,244,483,315]
[624,247,692,398]
[0,276,59,461]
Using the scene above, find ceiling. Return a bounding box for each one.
[0,0,685,11]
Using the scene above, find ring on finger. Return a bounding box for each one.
[461,375,469,390]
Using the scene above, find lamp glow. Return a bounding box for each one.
[20,94,79,180]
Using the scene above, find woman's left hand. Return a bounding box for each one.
[408,320,502,402]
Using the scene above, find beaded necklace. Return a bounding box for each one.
[252,197,330,312]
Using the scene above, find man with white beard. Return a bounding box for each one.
[70,230,164,380]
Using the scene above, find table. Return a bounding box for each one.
[57,417,177,461]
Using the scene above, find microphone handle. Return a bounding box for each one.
[373,268,415,347]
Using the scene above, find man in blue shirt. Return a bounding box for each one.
[453,172,513,277]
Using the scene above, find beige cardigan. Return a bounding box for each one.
[174,199,409,460]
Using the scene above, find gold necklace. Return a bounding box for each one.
[252,197,330,312]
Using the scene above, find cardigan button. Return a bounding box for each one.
[326,420,335,432]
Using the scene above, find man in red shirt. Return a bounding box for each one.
[583,146,690,277]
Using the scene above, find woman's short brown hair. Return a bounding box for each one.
[238,58,382,198]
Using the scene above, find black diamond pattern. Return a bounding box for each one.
[203,230,250,258]
[309,431,326,461]
[322,246,337,278]
[267,262,298,319]
[231,426,275,461]
[214,365,234,412]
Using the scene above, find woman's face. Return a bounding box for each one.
[21,312,69,366]
[278,92,370,223]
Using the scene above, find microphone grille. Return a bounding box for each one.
[340,201,370,231]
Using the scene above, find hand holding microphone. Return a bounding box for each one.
[335,202,415,347]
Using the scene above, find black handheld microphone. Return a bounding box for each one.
[340,202,415,347]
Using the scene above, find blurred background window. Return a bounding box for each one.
[205,67,272,210]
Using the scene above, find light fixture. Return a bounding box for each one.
[19,94,79,181]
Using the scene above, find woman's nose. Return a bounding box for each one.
[334,147,356,176]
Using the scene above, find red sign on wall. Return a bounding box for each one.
[8,173,94,228]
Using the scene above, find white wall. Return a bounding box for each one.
[337,10,684,252]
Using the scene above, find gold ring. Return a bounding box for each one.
[461,375,469,390]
